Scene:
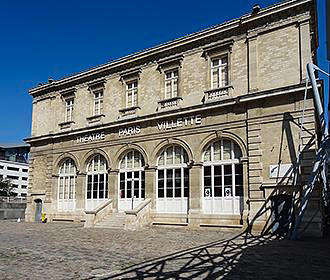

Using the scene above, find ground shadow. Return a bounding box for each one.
[99,228,330,279]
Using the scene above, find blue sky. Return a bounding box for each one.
[0,0,328,144]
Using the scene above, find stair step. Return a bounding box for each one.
[94,212,126,229]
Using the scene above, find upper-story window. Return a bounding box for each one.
[126,80,138,108]
[65,98,74,122]
[165,69,178,99]
[211,56,228,89]
[93,89,104,116]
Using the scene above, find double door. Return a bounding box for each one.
[118,170,145,211]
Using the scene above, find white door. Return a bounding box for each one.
[118,170,145,212]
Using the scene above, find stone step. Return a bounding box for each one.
[94,213,126,229]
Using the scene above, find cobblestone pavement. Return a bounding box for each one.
[0,221,330,280]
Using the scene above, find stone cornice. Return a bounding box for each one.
[28,0,314,97]
[25,81,320,144]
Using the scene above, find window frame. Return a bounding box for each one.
[164,68,179,99]
[119,150,145,200]
[93,89,104,116]
[157,145,189,199]
[210,55,229,90]
[58,158,77,211]
[125,80,138,108]
[65,98,74,122]
[86,154,108,201]
[202,139,243,198]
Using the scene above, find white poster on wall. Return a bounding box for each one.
[269,164,293,178]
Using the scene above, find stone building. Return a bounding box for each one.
[25,0,321,233]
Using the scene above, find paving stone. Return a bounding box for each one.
[0,221,330,279]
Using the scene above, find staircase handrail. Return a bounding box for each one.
[125,199,151,216]
[124,199,152,230]
[85,199,113,215]
[84,199,113,227]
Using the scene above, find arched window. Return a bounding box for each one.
[118,150,145,211]
[85,154,108,210]
[157,145,189,213]
[58,158,76,211]
[203,139,243,214]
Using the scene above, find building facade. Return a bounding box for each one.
[0,145,29,198]
[25,0,321,232]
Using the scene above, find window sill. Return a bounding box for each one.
[119,106,140,119]
[203,85,233,104]
[58,121,74,129]
[158,96,183,110]
[86,114,105,123]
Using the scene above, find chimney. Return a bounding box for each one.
[252,4,261,15]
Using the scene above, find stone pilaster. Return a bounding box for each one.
[144,166,156,209]
[247,33,259,93]
[247,121,266,230]
[75,173,85,211]
[298,20,311,82]
[188,162,203,228]
[109,169,119,212]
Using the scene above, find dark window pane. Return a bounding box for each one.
[127,172,132,179]
[158,170,164,179]
[158,179,164,189]
[236,174,243,185]
[236,185,243,196]
[184,168,189,189]
[142,171,145,181]
[134,181,139,198]
[175,188,181,197]
[158,189,164,198]
[167,188,173,198]
[204,176,211,187]
[224,165,232,174]
[120,173,125,181]
[93,189,98,199]
[105,175,108,198]
[127,181,132,198]
[88,175,92,184]
[175,168,181,177]
[175,178,181,188]
[87,179,92,199]
[235,164,243,174]
[214,175,221,186]
[224,175,232,185]
[120,180,125,198]
[99,190,104,199]
[134,171,139,179]
[184,187,189,197]
[214,187,222,197]
[204,166,211,176]
[214,165,221,176]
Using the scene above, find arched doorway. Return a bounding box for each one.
[156,145,189,213]
[58,158,76,211]
[202,139,244,214]
[34,199,42,222]
[85,154,109,211]
[118,150,145,211]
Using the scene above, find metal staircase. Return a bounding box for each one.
[289,63,330,239]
